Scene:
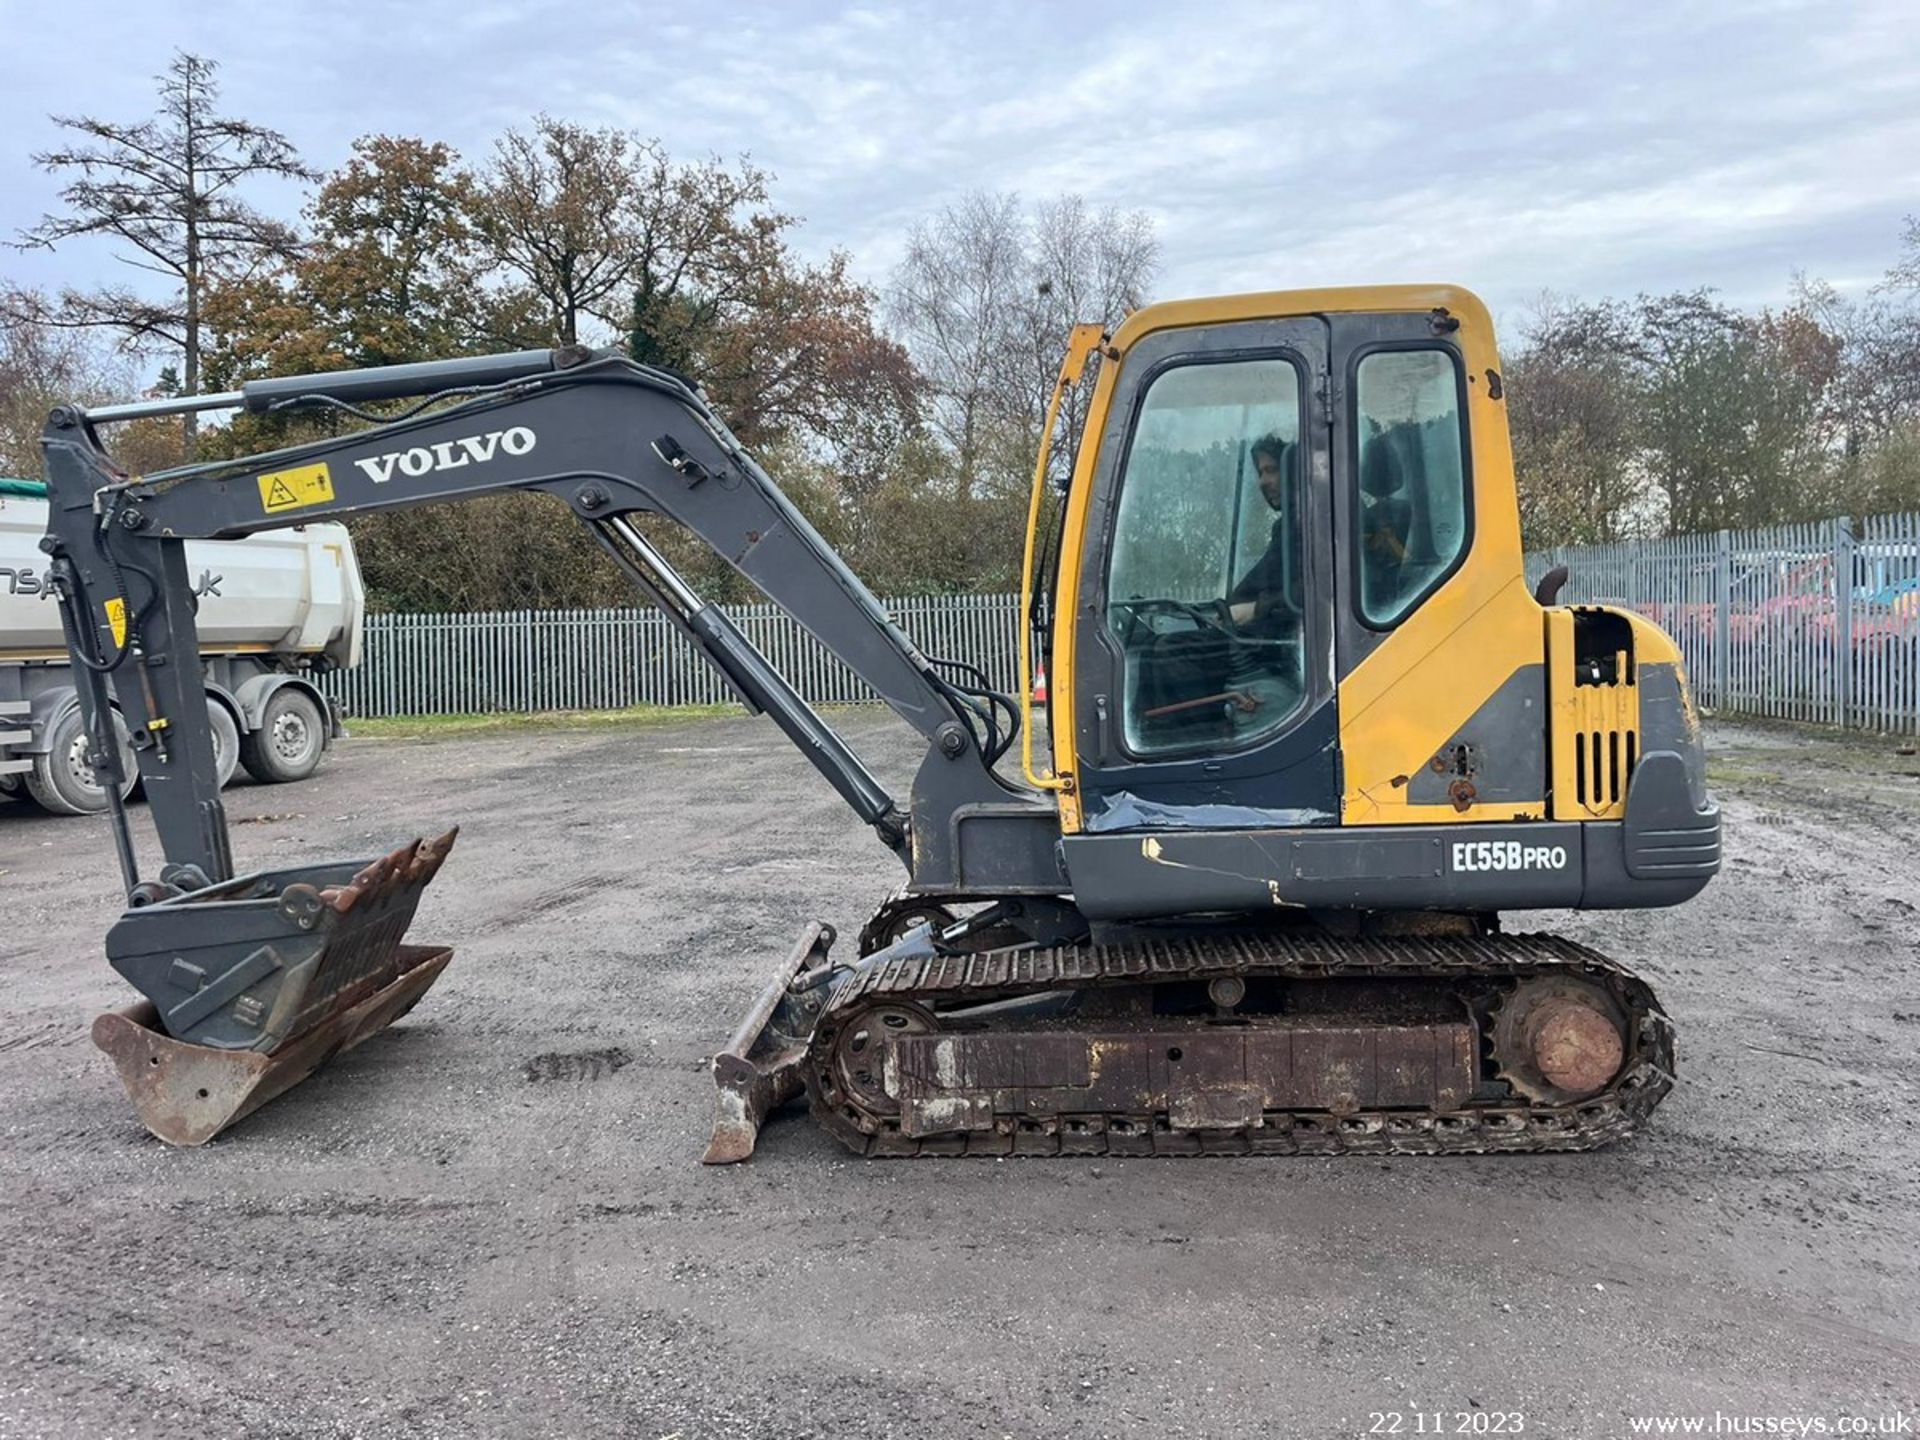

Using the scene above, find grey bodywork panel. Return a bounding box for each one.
[1637,662,1708,806]
[910,744,1066,894]
[1064,767,1718,920]
[1064,821,1589,919]
[1405,663,1546,807]
[1620,750,1721,886]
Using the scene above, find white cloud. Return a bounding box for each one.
[1,0,1914,343]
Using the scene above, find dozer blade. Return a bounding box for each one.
[92,829,458,1145]
[704,920,836,1164]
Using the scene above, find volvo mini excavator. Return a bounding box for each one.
[39,284,1720,1158]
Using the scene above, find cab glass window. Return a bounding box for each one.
[1354,349,1469,626]
[1105,357,1306,756]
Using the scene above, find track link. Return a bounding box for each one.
[804,930,1673,1158]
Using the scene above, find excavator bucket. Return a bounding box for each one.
[90,829,458,1145]
[704,920,836,1164]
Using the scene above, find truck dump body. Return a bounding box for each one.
[1,487,361,665]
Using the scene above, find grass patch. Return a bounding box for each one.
[348,703,739,741]
[1706,758,1785,788]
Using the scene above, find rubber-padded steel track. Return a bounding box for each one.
[804,930,1673,1158]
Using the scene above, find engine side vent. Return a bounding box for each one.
[1549,608,1640,821]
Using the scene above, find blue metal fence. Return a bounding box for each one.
[1528,513,1920,734]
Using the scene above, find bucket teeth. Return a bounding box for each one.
[323,827,459,914]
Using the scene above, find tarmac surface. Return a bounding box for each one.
[1,709,1916,1438]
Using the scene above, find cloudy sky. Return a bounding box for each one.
[2,0,1916,342]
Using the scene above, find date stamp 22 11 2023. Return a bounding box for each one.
[1367,1413,1526,1436]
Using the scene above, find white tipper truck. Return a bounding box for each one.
[1,477,364,814]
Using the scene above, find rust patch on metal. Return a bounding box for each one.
[878,1021,1476,1136]
[93,943,453,1146]
[1491,974,1628,1103]
[703,922,834,1165]
[1529,998,1625,1096]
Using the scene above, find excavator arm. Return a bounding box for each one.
[42,348,1036,886]
[40,347,1060,1147]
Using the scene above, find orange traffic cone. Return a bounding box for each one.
[1032,663,1048,704]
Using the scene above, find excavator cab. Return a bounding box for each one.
[40,287,1717,1156]
[1025,289,1714,920]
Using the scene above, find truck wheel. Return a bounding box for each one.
[240,687,326,784]
[208,700,240,789]
[25,707,136,816]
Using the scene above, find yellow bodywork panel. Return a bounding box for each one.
[1543,608,1692,821]
[1020,323,1106,798]
[1340,576,1546,824]
[1048,283,1543,832]
[1335,285,1537,824]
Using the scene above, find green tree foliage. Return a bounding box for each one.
[180,125,934,611]
[1507,253,1920,546]
[1506,296,1647,545]
[1636,290,1808,532]
[481,118,786,351]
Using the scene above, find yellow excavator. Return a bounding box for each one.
[38,284,1717,1157]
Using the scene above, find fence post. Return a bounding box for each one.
[1832,515,1855,727]
[1713,530,1731,711]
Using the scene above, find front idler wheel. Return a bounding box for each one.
[825,1002,937,1120]
[1490,974,1629,1104]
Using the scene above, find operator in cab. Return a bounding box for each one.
[1226,434,1301,639]
[1226,430,1415,631]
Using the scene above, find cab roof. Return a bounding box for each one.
[1110,283,1495,352]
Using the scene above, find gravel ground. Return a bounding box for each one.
[1,710,1916,1439]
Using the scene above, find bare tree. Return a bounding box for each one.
[0,293,114,478]
[1016,195,1158,479]
[1884,214,1920,294]
[887,191,1156,501]
[473,117,785,348]
[886,192,1029,497]
[11,52,314,453]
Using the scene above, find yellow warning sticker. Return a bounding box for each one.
[258,461,334,514]
[105,596,127,648]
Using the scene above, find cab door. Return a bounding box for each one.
[1065,317,1338,831]
[1324,309,1547,825]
